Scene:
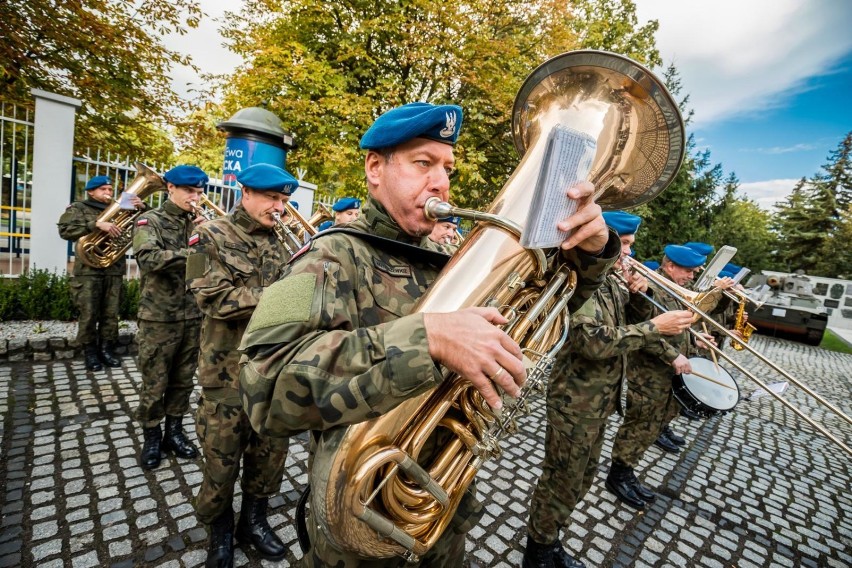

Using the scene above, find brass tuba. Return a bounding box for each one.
[312,51,685,561]
[75,163,166,268]
[190,193,228,221]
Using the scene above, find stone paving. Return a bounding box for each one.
[0,335,850,567]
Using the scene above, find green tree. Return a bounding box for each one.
[821,131,852,211]
[707,173,773,272]
[0,0,202,160]
[771,178,820,271]
[188,0,660,206]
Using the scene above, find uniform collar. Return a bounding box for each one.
[232,205,268,234]
[164,199,193,219]
[83,198,108,210]
[356,195,422,246]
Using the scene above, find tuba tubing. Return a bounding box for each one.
[622,258,852,455]
[313,50,685,561]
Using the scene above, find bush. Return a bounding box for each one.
[0,268,139,321]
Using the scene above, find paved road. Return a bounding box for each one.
[1,335,850,567]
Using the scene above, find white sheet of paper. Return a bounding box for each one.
[520,125,596,249]
[118,191,135,210]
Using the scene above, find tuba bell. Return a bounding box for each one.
[312,50,685,561]
[75,163,166,268]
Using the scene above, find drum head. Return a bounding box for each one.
[681,357,739,412]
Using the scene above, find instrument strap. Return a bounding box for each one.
[295,484,311,554]
[314,227,452,269]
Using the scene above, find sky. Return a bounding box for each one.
[165,0,852,210]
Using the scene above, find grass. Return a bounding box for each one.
[819,329,852,354]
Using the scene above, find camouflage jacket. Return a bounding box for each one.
[625,268,697,392]
[238,195,620,439]
[132,200,201,322]
[57,199,126,276]
[186,205,290,390]
[548,273,669,419]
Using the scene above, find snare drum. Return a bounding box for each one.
[673,357,740,418]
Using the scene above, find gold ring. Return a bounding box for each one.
[489,367,505,381]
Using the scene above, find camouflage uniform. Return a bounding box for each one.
[238,196,619,567]
[185,204,291,525]
[57,199,125,346]
[527,274,669,543]
[133,200,202,427]
[611,268,696,469]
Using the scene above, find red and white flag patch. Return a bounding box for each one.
[188,234,200,246]
[136,219,148,226]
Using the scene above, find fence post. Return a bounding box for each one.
[29,89,82,274]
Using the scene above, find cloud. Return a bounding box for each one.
[739,178,801,210]
[744,143,820,155]
[634,0,852,125]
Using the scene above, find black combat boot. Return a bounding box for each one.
[654,431,681,454]
[206,511,235,568]
[662,424,685,446]
[84,344,102,371]
[522,535,556,568]
[680,406,703,421]
[99,340,121,368]
[627,470,657,502]
[552,540,586,568]
[605,463,646,510]
[235,494,286,560]
[161,414,198,459]
[139,425,162,470]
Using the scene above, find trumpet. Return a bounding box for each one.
[190,193,227,221]
[622,257,852,456]
[270,211,304,255]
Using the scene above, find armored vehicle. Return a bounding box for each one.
[746,272,828,345]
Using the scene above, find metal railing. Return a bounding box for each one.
[0,101,34,277]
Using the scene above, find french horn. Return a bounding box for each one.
[312,50,685,561]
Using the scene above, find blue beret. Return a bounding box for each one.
[718,270,737,279]
[163,165,208,188]
[602,211,641,236]
[236,164,298,194]
[437,215,460,225]
[332,197,361,212]
[643,260,660,271]
[317,220,333,231]
[85,175,112,191]
[723,262,742,273]
[683,241,715,256]
[664,244,706,269]
[360,102,463,150]
[289,201,299,210]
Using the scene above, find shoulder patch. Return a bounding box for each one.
[288,241,313,264]
[373,257,412,277]
[136,218,148,226]
[246,273,317,332]
[188,234,200,246]
[574,296,598,319]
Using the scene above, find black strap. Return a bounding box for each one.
[296,484,312,554]
[315,227,452,269]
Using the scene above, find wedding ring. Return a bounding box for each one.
[489,367,506,381]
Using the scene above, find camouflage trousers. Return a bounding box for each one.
[301,488,479,567]
[70,273,122,345]
[194,388,289,525]
[611,380,679,469]
[527,406,610,544]
[135,318,201,427]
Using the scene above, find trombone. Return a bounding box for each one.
[621,257,852,456]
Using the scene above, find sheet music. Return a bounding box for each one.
[520,125,597,249]
[118,191,136,210]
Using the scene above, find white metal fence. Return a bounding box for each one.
[0,102,34,277]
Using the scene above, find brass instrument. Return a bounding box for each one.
[270,211,304,255]
[731,299,756,351]
[75,163,166,268]
[283,201,331,241]
[622,257,852,455]
[306,202,333,230]
[314,50,685,561]
[190,193,228,221]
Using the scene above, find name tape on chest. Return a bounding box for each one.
[373,257,412,277]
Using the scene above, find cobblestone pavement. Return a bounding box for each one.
[1,335,850,567]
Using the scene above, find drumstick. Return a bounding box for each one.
[688,369,738,391]
[701,323,720,372]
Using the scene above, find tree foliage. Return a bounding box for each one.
[184,0,660,206]
[0,0,202,162]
